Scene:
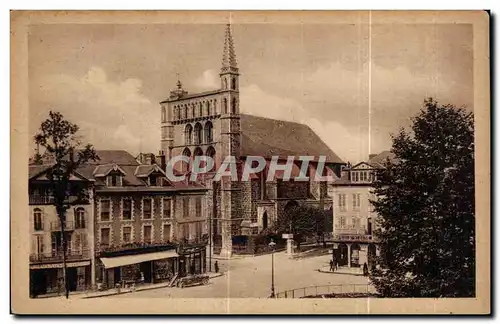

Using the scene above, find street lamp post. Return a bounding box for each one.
[269,239,276,298]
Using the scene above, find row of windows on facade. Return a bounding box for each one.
[32,232,88,256]
[165,97,238,122]
[336,216,373,234]
[106,174,162,187]
[33,207,86,231]
[351,170,376,183]
[98,196,202,222]
[184,121,213,145]
[337,193,363,211]
[98,221,203,246]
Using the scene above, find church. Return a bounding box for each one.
[158,24,345,258]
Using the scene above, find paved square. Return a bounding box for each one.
[114,251,371,298]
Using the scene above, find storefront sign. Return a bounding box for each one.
[30,261,90,270]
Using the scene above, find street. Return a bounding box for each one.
[114,251,371,298]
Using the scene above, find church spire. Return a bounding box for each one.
[221,24,238,74]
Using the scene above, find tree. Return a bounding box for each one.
[34,111,99,298]
[272,204,326,249]
[370,98,475,297]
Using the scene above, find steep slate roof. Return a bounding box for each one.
[239,114,344,164]
[367,150,396,168]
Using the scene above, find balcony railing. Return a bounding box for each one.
[50,221,74,231]
[29,249,90,263]
[29,195,54,205]
[335,225,367,235]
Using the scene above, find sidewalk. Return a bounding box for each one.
[81,272,224,299]
[317,266,366,277]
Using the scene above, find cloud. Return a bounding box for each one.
[30,67,159,156]
[194,69,220,90]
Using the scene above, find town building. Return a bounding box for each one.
[76,150,209,289]
[29,150,209,295]
[329,151,395,271]
[158,24,345,258]
[29,165,94,297]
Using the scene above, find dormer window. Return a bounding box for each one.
[107,174,122,187]
[149,175,157,186]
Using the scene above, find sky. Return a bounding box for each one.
[28,22,473,163]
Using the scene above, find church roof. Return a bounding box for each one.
[367,150,396,168]
[239,114,344,164]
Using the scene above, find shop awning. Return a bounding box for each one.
[100,250,179,269]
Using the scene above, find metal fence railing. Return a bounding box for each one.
[275,284,377,298]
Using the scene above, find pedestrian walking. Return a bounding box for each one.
[329,259,334,272]
[363,262,369,276]
[214,261,219,273]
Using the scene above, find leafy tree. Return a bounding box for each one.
[272,204,326,249]
[370,98,475,297]
[34,111,99,298]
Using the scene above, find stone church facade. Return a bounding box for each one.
[158,24,345,257]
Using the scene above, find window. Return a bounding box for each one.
[195,197,202,217]
[34,208,43,231]
[101,228,110,246]
[161,106,166,123]
[183,197,189,217]
[122,226,132,243]
[353,217,361,228]
[143,225,152,244]
[34,234,44,255]
[107,175,121,187]
[352,193,361,210]
[232,98,237,113]
[143,198,152,219]
[163,224,171,242]
[199,103,203,117]
[231,77,236,90]
[75,207,86,229]
[149,176,157,186]
[122,199,132,220]
[206,101,211,115]
[339,216,346,227]
[195,222,202,239]
[162,198,171,219]
[194,123,202,145]
[183,223,190,240]
[184,106,187,119]
[338,194,346,211]
[223,98,228,114]
[100,200,111,221]
[204,122,213,143]
[185,124,193,145]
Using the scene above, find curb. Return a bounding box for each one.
[317,269,366,277]
[83,273,225,299]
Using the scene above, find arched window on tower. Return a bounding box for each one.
[206,146,216,172]
[204,121,213,143]
[199,102,203,117]
[181,148,192,173]
[194,123,202,145]
[223,78,228,90]
[223,98,228,114]
[232,98,237,114]
[206,101,211,116]
[232,78,236,90]
[161,106,166,123]
[191,104,195,118]
[184,124,193,145]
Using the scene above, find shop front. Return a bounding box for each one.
[30,261,91,297]
[99,249,179,288]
